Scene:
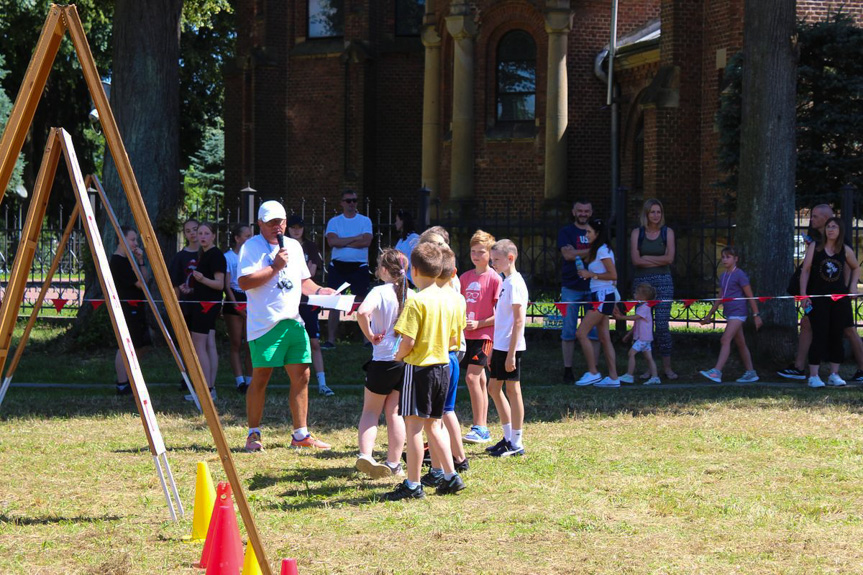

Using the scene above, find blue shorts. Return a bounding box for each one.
[444,351,460,413]
[561,286,597,341]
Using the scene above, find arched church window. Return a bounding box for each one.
[496,30,536,122]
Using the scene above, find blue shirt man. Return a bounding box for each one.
[557,200,595,383]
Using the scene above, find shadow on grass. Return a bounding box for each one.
[0,513,122,526]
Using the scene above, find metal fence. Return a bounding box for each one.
[1,191,861,328]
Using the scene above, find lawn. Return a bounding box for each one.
[1,324,863,574]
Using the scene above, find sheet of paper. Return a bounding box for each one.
[307,293,356,312]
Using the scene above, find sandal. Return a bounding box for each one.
[664,371,679,380]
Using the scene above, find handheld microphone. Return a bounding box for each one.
[276,233,285,249]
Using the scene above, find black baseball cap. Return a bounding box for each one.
[287,214,304,227]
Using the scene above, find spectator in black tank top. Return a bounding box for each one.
[799,217,860,388]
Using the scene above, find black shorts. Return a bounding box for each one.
[592,289,621,317]
[222,290,247,316]
[364,360,405,395]
[399,363,448,419]
[327,260,371,299]
[489,349,524,382]
[121,303,152,348]
[462,338,493,368]
[189,302,221,334]
[299,304,321,339]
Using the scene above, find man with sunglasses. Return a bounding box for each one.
[238,201,335,452]
[322,189,373,349]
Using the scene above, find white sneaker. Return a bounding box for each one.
[736,370,759,383]
[826,373,847,387]
[808,376,825,388]
[595,377,620,388]
[619,374,635,384]
[575,372,602,386]
[644,376,662,385]
[355,455,392,479]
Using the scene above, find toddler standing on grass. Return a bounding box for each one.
[618,283,661,385]
[699,246,762,383]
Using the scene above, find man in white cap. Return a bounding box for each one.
[238,200,335,451]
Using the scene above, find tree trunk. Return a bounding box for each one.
[69,0,182,347]
[101,0,182,256]
[736,0,798,364]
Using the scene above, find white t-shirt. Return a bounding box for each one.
[364,283,412,361]
[326,213,373,264]
[493,271,528,352]
[588,244,616,292]
[238,234,311,341]
[224,249,241,292]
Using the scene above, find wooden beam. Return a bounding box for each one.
[0,129,61,376]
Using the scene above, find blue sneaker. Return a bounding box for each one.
[464,425,491,444]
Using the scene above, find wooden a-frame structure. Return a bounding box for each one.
[0,6,272,573]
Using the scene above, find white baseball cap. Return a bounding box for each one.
[258,200,286,222]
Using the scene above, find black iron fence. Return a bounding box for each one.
[1,190,860,329]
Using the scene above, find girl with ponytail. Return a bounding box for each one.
[354,249,413,478]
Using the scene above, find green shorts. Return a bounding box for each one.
[248,319,311,368]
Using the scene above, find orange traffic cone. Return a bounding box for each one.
[280,558,299,575]
[189,462,217,542]
[241,543,263,575]
[198,482,243,574]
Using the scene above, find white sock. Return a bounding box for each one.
[235,376,245,386]
[502,423,512,442]
[405,479,420,490]
[443,471,456,480]
[244,375,252,385]
[511,429,523,448]
[292,427,309,440]
[386,460,399,467]
[317,372,327,386]
[248,427,261,437]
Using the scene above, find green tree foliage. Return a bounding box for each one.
[179,4,234,171]
[0,53,26,196]
[716,12,863,209]
[0,0,112,216]
[182,122,224,222]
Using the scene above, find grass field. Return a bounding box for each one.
[2,325,863,574]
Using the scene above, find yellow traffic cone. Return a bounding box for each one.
[190,461,217,541]
[241,543,263,575]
